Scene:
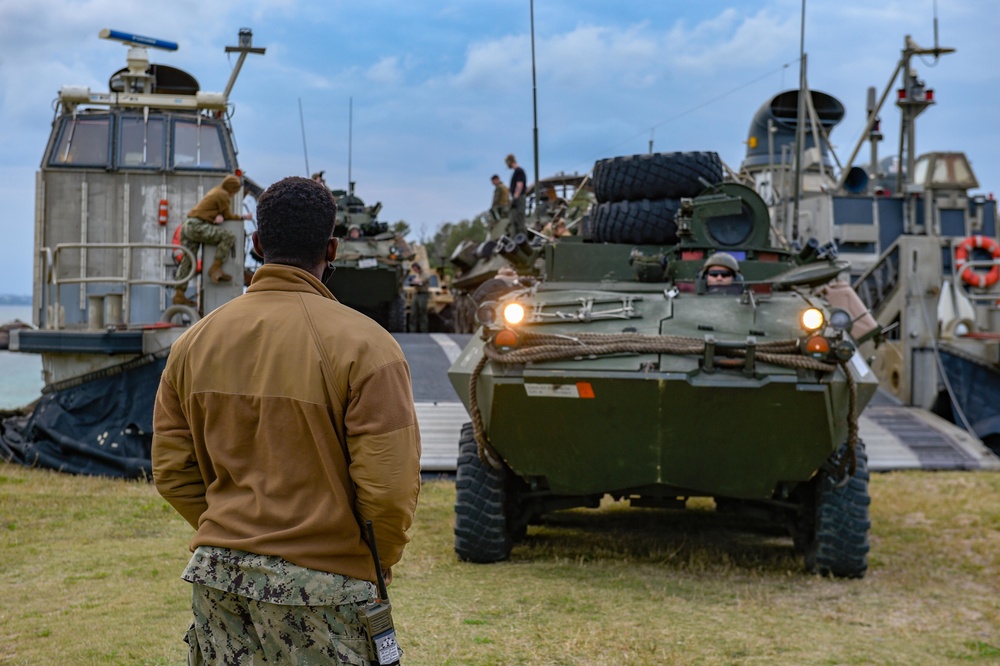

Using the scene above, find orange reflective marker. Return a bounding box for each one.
[494,329,518,347]
[805,336,830,357]
[576,382,595,398]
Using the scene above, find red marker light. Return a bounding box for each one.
[494,329,519,347]
[805,336,830,358]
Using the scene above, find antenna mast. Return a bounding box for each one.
[791,0,806,241]
[530,0,540,227]
[298,97,310,176]
[348,97,354,195]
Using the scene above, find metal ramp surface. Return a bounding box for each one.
[860,403,1000,471]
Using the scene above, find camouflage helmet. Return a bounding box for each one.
[702,252,739,274]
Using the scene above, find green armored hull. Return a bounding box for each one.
[450,286,877,499]
[448,157,881,578]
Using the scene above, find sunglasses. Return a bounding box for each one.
[707,270,734,278]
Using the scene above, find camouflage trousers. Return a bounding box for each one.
[185,583,372,665]
[177,217,236,289]
[408,293,429,332]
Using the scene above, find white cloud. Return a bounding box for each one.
[367,56,404,85]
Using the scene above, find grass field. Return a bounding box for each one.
[1,464,999,665]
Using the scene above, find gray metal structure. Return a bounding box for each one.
[738,33,1000,454]
[1,29,264,478]
[11,28,263,387]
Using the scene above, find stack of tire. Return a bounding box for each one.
[590,151,724,244]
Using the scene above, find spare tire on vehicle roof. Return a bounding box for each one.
[591,198,681,245]
[592,151,723,203]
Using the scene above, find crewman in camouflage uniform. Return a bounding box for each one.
[153,176,421,664]
[407,262,430,333]
[174,174,252,306]
[490,174,510,218]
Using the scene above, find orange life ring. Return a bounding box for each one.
[955,235,1000,288]
[172,225,202,271]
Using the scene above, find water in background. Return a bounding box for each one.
[0,305,43,409]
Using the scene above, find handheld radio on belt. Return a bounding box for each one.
[360,520,401,665]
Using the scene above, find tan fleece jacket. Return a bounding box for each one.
[186,175,244,222]
[152,264,421,582]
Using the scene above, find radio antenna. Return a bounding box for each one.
[298,97,310,176]
[348,97,354,195]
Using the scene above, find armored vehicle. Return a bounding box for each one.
[448,153,881,578]
[0,29,264,478]
[323,185,414,332]
[449,173,593,333]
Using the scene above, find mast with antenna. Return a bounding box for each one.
[298,97,310,176]
[530,0,540,227]
[791,0,807,242]
[348,97,354,195]
[833,4,953,195]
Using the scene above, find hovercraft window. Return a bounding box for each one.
[49,116,112,167]
[172,119,230,171]
[119,116,165,168]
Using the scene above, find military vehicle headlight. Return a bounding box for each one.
[829,308,852,332]
[503,302,526,325]
[800,308,825,332]
[475,302,499,327]
[834,339,856,361]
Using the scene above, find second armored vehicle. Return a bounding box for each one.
[324,185,413,332]
[448,153,880,578]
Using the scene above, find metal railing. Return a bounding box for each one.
[40,242,196,330]
[852,243,900,317]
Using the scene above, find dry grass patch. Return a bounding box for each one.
[1,464,998,665]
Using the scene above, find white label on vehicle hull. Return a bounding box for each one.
[850,351,871,377]
[357,257,378,269]
[524,382,595,398]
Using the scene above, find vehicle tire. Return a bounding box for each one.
[386,295,406,332]
[801,440,871,578]
[431,303,455,333]
[592,151,723,203]
[454,293,478,333]
[591,198,681,245]
[455,422,513,563]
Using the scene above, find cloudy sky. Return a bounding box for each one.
[1,0,997,296]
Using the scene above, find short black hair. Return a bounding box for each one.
[257,176,337,269]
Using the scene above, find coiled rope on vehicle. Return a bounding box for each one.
[469,331,858,479]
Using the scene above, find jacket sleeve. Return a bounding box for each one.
[152,372,207,529]
[218,190,242,221]
[345,357,422,570]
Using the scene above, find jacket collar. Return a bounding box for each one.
[246,263,336,300]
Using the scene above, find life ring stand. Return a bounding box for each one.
[172,225,202,272]
[955,235,1000,289]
